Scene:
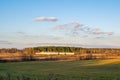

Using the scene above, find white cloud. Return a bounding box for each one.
[33,16,57,21]
[56,21,82,28]
[92,31,114,35]
[0,40,12,44]
[17,31,26,35]
[55,21,114,37]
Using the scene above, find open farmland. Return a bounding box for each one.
[0,59,120,80]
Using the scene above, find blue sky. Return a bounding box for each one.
[0,0,120,48]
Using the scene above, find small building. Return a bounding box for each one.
[35,52,74,55]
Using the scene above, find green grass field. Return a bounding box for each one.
[0,59,120,80]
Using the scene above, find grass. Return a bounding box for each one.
[0,59,120,80]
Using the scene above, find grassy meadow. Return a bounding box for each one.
[0,59,120,80]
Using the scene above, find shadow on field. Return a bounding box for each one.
[0,72,65,80]
[0,72,120,80]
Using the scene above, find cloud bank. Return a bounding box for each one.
[55,21,114,37]
[0,40,12,44]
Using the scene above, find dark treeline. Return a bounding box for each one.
[33,46,82,52]
[0,46,120,62]
[0,46,120,54]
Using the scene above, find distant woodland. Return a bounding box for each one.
[0,46,120,62]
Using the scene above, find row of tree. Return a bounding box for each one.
[0,48,23,53]
[0,46,120,61]
[0,46,120,55]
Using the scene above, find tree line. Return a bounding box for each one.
[0,46,120,54]
[0,46,120,61]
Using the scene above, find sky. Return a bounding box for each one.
[0,0,120,49]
